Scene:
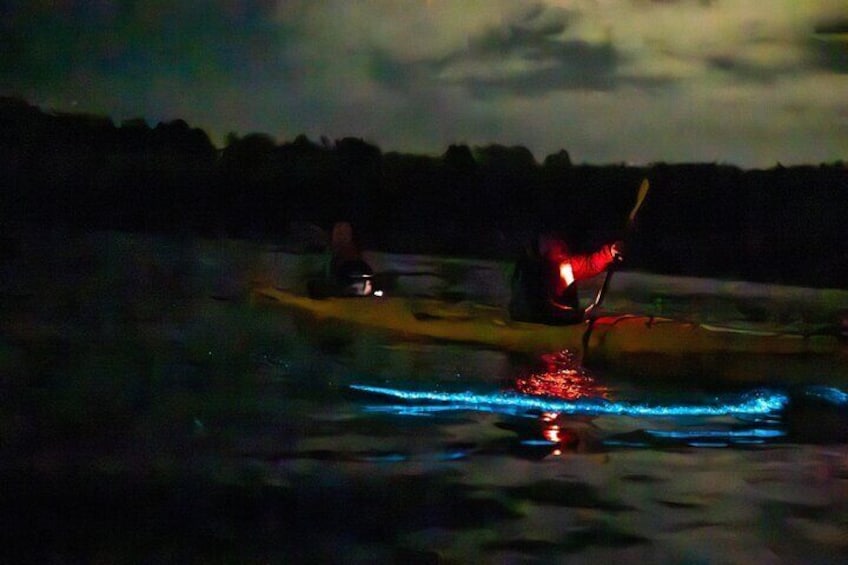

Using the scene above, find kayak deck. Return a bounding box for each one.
[254,286,847,382]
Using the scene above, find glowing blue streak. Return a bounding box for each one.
[804,386,848,406]
[364,404,500,417]
[351,384,789,417]
[688,442,729,448]
[646,428,785,439]
[604,440,651,447]
[440,450,469,461]
[362,453,407,462]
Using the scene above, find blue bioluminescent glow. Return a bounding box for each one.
[351,384,790,417]
[362,404,466,417]
[440,450,470,461]
[645,428,786,439]
[688,442,731,448]
[362,453,408,463]
[803,386,848,406]
[521,439,559,446]
[603,439,651,448]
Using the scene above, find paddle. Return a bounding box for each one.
[581,178,650,356]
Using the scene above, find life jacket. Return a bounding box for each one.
[509,233,616,324]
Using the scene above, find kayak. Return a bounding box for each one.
[254,286,847,383]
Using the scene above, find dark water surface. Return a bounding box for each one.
[1,232,847,563]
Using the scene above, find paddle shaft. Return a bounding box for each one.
[588,254,623,314]
[582,178,650,356]
[586,178,650,317]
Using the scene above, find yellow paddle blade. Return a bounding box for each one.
[628,178,650,224]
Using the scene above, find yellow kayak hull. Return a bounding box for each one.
[254,287,847,383]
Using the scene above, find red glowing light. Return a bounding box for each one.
[512,350,607,457]
[513,350,610,400]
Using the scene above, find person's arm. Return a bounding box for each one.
[567,242,621,280]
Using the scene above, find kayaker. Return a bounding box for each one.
[509,231,623,324]
[326,221,375,297]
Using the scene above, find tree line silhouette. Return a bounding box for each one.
[1,96,846,287]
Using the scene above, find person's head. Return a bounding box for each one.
[335,259,374,296]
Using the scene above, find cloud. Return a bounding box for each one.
[813,15,848,35]
[272,0,845,99]
[811,17,848,73]
[1,0,844,165]
[435,16,622,95]
[277,2,670,100]
[265,0,848,165]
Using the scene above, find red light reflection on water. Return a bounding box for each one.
[540,412,580,456]
[513,350,610,401]
[513,350,607,457]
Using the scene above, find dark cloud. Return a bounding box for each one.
[364,6,663,98]
[813,18,848,35]
[459,39,620,96]
[810,39,848,73]
[697,12,848,82]
[811,18,848,73]
[450,7,623,94]
[0,1,292,92]
[466,4,571,57]
[367,50,415,90]
[705,53,787,83]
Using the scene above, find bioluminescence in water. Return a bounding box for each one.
[802,385,848,406]
[350,384,790,418]
[351,382,848,450]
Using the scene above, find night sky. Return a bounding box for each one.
[2,0,847,167]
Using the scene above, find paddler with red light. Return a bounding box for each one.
[509,178,649,326]
[508,233,624,325]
